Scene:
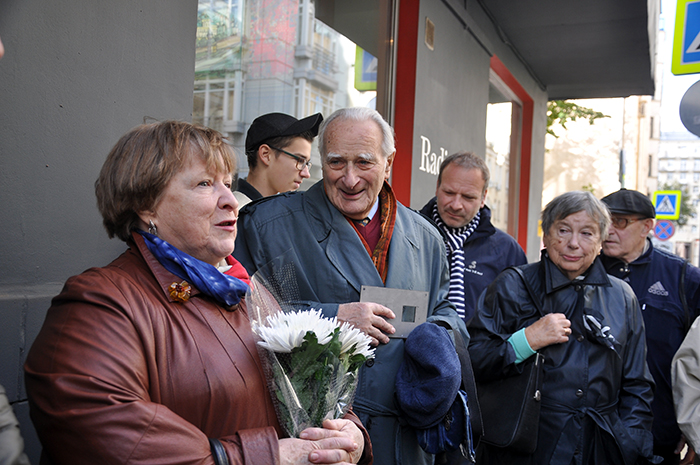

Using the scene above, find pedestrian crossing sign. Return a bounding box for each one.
[653,190,682,220]
[673,0,700,75]
[354,46,377,91]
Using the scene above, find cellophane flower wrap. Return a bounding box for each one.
[247,262,375,438]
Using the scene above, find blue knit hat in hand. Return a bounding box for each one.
[395,322,461,429]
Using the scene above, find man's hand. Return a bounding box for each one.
[523,313,571,351]
[279,419,363,464]
[337,302,395,346]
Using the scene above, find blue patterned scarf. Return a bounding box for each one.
[138,231,248,307]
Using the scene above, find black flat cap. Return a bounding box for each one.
[601,189,656,218]
[245,112,323,154]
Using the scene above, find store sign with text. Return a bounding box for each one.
[418,135,449,176]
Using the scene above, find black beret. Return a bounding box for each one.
[601,189,655,218]
[245,112,323,154]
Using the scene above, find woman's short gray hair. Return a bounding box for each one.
[541,191,611,238]
[318,107,395,159]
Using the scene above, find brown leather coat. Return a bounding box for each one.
[25,234,371,465]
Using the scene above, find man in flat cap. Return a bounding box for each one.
[601,188,700,465]
[235,112,323,207]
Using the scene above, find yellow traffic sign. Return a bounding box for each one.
[673,0,700,75]
[354,46,377,91]
[653,190,682,220]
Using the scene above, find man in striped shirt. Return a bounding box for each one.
[420,152,527,326]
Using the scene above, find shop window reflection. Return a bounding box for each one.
[193,0,383,185]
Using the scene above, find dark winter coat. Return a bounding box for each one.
[470,255,656,464]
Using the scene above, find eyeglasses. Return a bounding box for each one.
[610,216,646,229]
[268,145,313,171]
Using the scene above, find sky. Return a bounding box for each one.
[660,0,700,135]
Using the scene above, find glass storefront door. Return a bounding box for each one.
[486,69,522,236]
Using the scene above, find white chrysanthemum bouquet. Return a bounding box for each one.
[246,265,374,437]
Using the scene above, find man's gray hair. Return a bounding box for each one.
[541,191,611,238]
[318,107,395,159]
[438,152,490,193]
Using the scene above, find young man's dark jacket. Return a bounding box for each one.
[420,198,527,324]
[234,178,262,202]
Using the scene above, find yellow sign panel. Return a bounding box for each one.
[673,0,700,75]
[653,190,682,220]
[354,46,377,91]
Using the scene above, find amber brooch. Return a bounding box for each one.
[169,280,191,303]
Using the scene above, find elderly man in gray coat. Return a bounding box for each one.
[235,107,468,465]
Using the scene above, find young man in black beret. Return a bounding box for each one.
[601,188,700,465]
[234,112,322,207]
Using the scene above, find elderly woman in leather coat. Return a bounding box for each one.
[24,121,371,465]
[470,191,656,464]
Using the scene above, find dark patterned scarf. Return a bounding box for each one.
[348,182,397,283]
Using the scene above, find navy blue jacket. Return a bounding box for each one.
[602,239,700,448]
[420,199,527,324]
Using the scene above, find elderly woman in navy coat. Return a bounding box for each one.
[470,191,656,464]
